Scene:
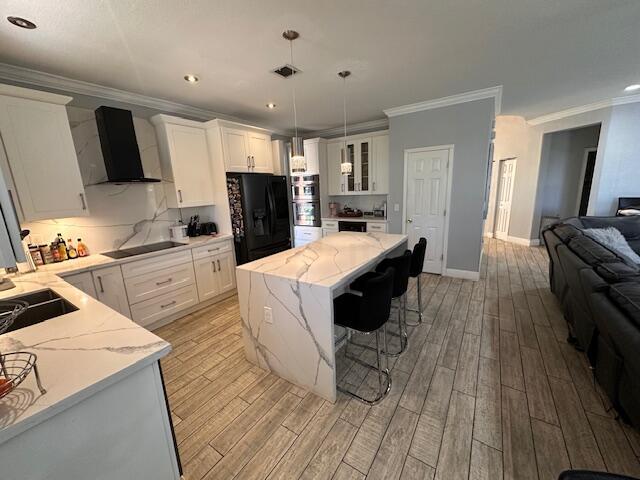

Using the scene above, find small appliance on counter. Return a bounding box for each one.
[328,202,339,217]
[187,215,199,237]
[200,222,218,235]
[169,223,188,241]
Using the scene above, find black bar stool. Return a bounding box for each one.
[407,237,427,326]
[350,250,412,356]
[334,267,395,404]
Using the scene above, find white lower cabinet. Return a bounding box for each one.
[92,266,132,318]
[366,222,388,233]
[194,250,236,302]
[130,284,199,328]
[62,271,97,299]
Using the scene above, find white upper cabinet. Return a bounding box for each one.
[151,115,215,209]
[219,123,273,173]
[326,131,389,196]
[290,138,325,176]
[0,85,88,221]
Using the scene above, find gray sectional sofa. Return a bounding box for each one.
[542,215,640,428]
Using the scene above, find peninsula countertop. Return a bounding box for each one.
[0,234,233,444]
[237,231,407,289]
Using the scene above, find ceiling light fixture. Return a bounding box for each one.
[624,84,640,92]
[183,74,199,83]
[7,16,37,29]
[283,29,306,173]
[266,102,276,109]
[338,70,352,176]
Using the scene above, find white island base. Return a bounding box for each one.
[237,232,408,402]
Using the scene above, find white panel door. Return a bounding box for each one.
[494,159,516,240]
[222,127,250,172]
[166,124,215,207]
[405,148,450,274]
[247,132,273,173]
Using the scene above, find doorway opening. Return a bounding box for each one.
[494,157,517,240]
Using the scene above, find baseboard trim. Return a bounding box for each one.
[444,268,481,281]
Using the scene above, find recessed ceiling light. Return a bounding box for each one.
[7,16,37,29]
[266,103,276,109]
[624,84,640,92]
[183,74,199,83]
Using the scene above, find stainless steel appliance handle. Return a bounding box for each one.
[266,182,276,236]
[217,259,221,271]
[156,278,172,286]
[160,300,177,309]
[79,193,87,210]
[97,276,104,293]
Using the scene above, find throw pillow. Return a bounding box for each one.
[584,227,640,264]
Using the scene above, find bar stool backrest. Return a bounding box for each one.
[377,250,412,297]
[357,267,395,332]
[409,237,427,278]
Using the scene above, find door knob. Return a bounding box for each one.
[407,219,413,223]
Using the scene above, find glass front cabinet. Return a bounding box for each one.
[342,138,372,194]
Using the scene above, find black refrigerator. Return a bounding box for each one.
[227,173,292,265]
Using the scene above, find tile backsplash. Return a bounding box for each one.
[23,106,213,254]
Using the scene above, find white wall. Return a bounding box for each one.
[388,98,494,274]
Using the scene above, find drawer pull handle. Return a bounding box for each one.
[97,276,104,293]
[217,259,221,271]
[156,278,172,286]
[79,193,87,210]
[160,300,177,309]
[207,247,220,252]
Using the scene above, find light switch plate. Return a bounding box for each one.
[264,306,273,324]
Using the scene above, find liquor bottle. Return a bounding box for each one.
[67,239,78,259]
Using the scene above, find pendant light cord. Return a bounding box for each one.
[343,75,347,149]
[290,40,299,140]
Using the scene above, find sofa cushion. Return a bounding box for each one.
[553,224,583,243]
[581,215,640,243]
[608,283,640,327]
[583,227,640,264]
[595,262,640,283]
[568,235,620,266]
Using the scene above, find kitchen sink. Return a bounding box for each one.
[1,289,79,333]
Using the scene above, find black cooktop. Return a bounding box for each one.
[102,241,185,259]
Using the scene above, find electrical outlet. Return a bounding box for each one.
[394,203,400,212]
[264,306,273,324]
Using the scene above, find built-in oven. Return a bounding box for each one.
[293,200,321,227]
[338,220,367,232]
[291,174,320,201]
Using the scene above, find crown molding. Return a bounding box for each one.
[383,85,503,118]
[0,62,292,135]
[306,118,389,138]
[527,93,640,126]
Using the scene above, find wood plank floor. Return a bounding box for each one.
[155,239,640,480]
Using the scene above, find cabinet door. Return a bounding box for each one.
[193,256,220,302]
[372,135,389,194]
[326,142,344,195]
[300,141,320,175]
[356,139,372,193]
[0,96,88,221]
[63,271,97,299]
[344,142,357,194]
[93,266,132,318]
[222,127,250,172]
[214,251,236,294]
[247,132,273,173]
[165,124,215,208]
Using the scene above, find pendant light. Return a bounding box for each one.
[283,30,306,173]
[338,70,352,175]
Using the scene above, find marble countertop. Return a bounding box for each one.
[237,231,407,289]
[321,216,389,224]
[35,234,234,277]
[0,233,232,444]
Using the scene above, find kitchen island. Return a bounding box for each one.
[237,231,407,402]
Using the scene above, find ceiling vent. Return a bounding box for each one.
[272,64,301,78]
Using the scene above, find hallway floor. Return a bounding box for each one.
[156,239,640,479]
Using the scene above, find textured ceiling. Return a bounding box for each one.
[1,0,639,130]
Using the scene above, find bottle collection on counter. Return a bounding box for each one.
[28,233,90,266]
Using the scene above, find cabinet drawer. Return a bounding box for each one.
[322,228,338,237]
[130,284,198,328]
[321,220,338,229]
[121,249,192,279]
[294,226,321,241]
[125,262,195,305]
[192,240,233,260]
[367,222,387,233]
